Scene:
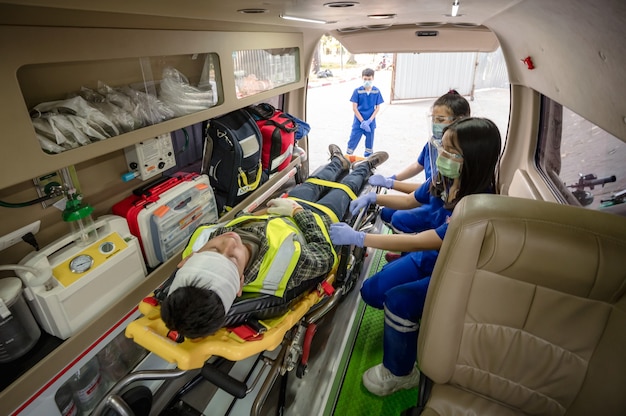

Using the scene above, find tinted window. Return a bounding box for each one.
[536,96,626,210]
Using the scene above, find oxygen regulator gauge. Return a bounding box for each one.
[69,254,94,274]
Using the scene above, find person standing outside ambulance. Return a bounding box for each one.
[346,68,384,157]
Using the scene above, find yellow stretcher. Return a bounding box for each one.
[125,271,338,371]
[99,176,379,415]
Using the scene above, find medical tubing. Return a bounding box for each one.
[177,127,189,154]
[0,265,40,274]
[0,264,51,288]
[0,192,60,208]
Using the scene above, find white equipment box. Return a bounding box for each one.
[17,216,147,339]
[124,133,176,180]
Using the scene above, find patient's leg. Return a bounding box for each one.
[288,156,346,202]
[315,162,371,219]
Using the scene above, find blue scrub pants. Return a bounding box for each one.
[288,156,370,220]
[360,250,438,376]
[347,126,375,157]
[380,204,432,233]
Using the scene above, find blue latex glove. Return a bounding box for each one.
[349,191,377,216]
[368,174,394,188]
[330,222,366,247]
[360,120,371,132]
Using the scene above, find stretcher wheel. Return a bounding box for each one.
[296,362,307,378]
[102,385,153,416]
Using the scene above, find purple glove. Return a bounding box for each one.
[368,174,394,188]
[330,222,366,247]
[360,120,371,132]
[349,191,377,216]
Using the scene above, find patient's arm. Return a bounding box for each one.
[288,210,336,286]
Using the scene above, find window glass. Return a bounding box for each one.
[537,97,626,210]
[234,48,299,98]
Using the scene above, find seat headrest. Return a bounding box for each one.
[448,195,626,302]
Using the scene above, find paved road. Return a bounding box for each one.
[305,70,510,181]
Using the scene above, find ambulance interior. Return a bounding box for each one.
[0,0,625,415]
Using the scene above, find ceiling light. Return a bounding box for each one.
[324,2,359,7]
[237,8,268,14]
[337,26,363,32]
[367,14,396,20]
[280,14,328,24]
[365,24,392,30]
[451,1,460,17]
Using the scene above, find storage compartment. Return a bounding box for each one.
[0,26,304,190]
[234,47,300,98]
[19,53,221,154]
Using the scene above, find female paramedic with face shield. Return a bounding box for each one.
[367,90,471,237]
[329,117,502,397]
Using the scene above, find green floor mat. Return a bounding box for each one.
[332,250,418,416]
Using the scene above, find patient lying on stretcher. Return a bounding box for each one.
[161,145,388,339]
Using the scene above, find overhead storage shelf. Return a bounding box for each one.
[0,26,303,190]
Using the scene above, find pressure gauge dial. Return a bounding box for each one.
[69,254,94,274]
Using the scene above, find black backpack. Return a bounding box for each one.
[202,109,266,213]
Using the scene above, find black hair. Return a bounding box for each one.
[432,117,501,209]
[161,285,226,339]
[362,68,375,77]
[433,89,471,119]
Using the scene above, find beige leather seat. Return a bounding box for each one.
[416,194,626,416]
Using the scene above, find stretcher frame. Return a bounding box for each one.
[95,166,380,416]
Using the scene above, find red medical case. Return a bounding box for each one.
[112,173,218,268]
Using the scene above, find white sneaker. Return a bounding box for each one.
[362,363,420,396]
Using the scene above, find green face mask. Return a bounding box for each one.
[436,155,462,178]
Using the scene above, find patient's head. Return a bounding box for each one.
[161,284,225,339]
[161,247,246,339]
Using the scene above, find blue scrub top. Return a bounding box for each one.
[413,178,451,240]
[350,86,384,129]
[417,142,433,179]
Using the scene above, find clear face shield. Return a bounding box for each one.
[427,112,456,139]
[428,134,465,202]
[428,136,442,183]
[427,112,456,177]
[429,136,464,180]
[428,106,456,178]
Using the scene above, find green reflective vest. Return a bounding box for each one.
[182,213,337,297]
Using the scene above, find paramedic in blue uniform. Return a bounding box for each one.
[346,68,384,157]
[369,90,471,237]
[161,145,388,339]
[330,118,501,397]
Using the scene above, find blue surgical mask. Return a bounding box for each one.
[363,80,373,88]
[432,123,446,140]
[436,155,462,179]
